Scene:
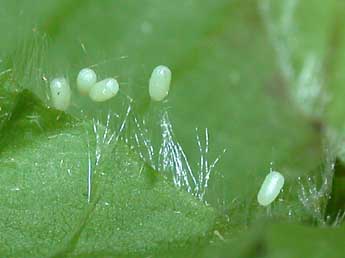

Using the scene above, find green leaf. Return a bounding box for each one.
[203,222,345,258]
[264,223,345,258]
[7,0,323,218]
[0,91,215,257]
[1,0,345,256]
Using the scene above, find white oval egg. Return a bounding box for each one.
[77,68,97,95]
[257,171,285,206]
[89,78,119,102]
[50,77,71,111]
[149,65,171,101]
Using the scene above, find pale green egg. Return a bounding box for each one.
[77,68,97,95]
[50,77,71,111]
[89,78,119,102]
[149,65,171,101]
[257,171,285,206]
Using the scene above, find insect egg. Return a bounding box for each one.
[149,65,171,101]
[89,78,119,102]
[50,77,71,111]
[257,171,285,206]
[77,68,97,95]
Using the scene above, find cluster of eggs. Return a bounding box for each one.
[50,65,172,111]
[50,64,285,207]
